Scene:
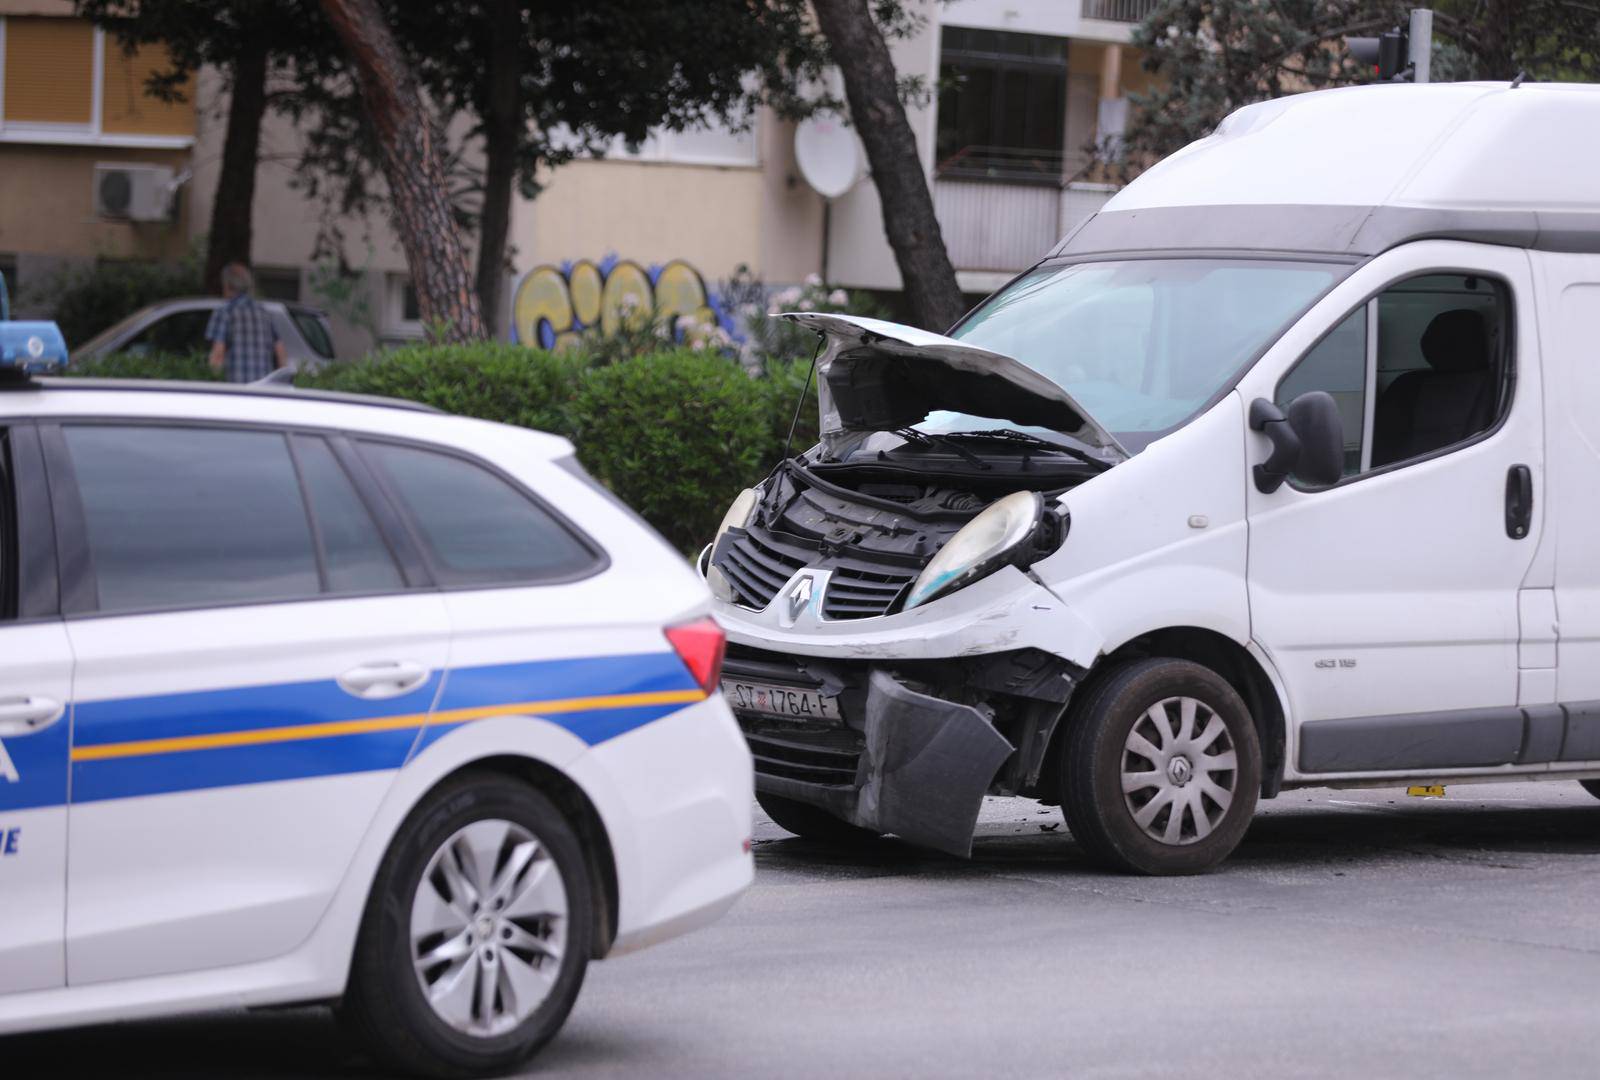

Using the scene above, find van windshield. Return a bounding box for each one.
[938,258,1349,452]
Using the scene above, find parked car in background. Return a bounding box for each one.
[0,369,753,1076]
[72,297,339,369]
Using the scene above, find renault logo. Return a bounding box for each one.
[785,574,815,621]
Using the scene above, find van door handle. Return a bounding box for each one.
[338,661,431,700]
[0,696,66,737]
[1505,464,1533,540]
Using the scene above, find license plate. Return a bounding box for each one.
[721,679,841,722]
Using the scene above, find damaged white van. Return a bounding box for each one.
[703,82,1600,874]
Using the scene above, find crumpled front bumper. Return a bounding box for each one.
[715,563,1098,856]
[728,646,1081,857]
[756,670,1015,856]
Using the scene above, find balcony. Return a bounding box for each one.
[934,177,1118,275]
[1082,0,1159,23]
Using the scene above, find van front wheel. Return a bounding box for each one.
[1060,658,1261,876]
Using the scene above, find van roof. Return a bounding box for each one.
[1054,82,1600,259]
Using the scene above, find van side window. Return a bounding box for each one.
[1371,274,1509,469]
[1276,273,1511,482]
[1277,308,1367,477]
[361,442,599,586]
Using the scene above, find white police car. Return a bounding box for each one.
[0,364,753,1075]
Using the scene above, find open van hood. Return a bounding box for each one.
[780,312,1128,462]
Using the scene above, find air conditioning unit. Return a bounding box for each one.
[94,164,176,222]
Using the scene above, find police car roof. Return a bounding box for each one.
[29,376,443,416]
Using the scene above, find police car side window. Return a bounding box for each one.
[362,441,597,585]
[291,435,404,594]
[64,425,321,613]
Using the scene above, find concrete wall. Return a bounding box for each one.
[0,142,192,316]
[517,158,765,277]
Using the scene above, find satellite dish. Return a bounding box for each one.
[795,114,864,199]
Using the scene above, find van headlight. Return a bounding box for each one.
[904,491,1045,611]
[705,487,758,603]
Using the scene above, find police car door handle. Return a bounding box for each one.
[338,661,431,700]
[0,695,65,736]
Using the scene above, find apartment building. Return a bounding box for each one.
[0,0,196,315]
[0,0,1158,351]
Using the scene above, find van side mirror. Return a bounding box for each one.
[1249,392,1343,493]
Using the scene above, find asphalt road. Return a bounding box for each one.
[9,781,1600,1079]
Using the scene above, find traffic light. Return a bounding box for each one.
[1347,27,1410,81]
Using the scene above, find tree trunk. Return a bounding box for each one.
[474,0,520,338]
[811,0,964,332]
[320,0,487,342]
[203,41,268,295]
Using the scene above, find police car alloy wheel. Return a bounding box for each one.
[343,773,594,1078]
[1059,658,1261,876]
[410,818,568,1036]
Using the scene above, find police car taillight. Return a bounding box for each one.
[665,617,726,695]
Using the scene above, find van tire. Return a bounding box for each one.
[1060,658,1261,876]
[1580,780,1600,801]
[342,773,593,1079]
[757,790,880,845]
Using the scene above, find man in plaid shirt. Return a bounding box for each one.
[206,263,286,382]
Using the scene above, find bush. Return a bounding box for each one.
[759,355,821,470]
[572,350,778,551]
[297,342,586,434]
[64,351,219,381]
[49,256,203,347]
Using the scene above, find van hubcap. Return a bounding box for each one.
[1121,696,1238,846]
[410,819,567,1037]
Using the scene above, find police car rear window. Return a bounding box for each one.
[362,442,597,585]
[64,425,322,612]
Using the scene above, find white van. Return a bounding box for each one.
[705,82,1600,875]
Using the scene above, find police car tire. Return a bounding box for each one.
[342,773,594,1079]
[1580,780,1600,801]
[1059,658,1261,877]
[756,790,880,845]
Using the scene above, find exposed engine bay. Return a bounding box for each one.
[709,446,1092,620]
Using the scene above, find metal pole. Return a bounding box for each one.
[1409,8,1433,84]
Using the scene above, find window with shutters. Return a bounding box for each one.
[1,16,93,127]
[0,15,193,145]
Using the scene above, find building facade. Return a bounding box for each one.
[0,0,195,315]
[0,0,1159,352]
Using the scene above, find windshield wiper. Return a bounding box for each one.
[893,426,991,470]
[949,428,1113,473]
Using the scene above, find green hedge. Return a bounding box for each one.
[64,351,220,381]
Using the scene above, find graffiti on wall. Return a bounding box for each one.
[511,255,738,349]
